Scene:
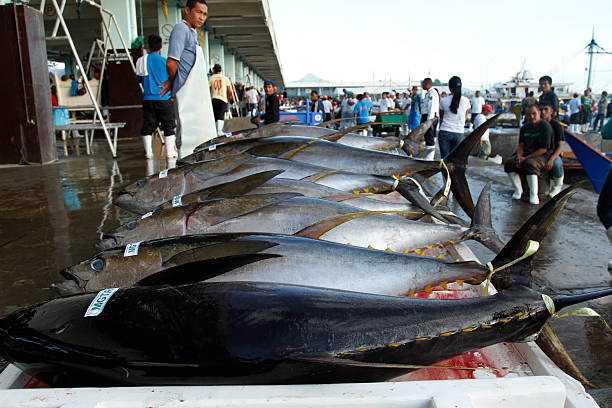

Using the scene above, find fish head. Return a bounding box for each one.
[53,247,162,296]
[95,215,167,251]
[114,171,185,214]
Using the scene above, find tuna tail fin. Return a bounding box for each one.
[489,184,579,290]
[464,182,505,252]
[394,179,450,223]
[443,114,500,219]
[400,119,435,156]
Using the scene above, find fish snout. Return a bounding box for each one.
[50,281,83,297]
[113,191,145,214]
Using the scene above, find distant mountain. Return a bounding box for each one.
[295,73,328,83]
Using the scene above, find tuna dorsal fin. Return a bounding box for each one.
[163,239,279,267]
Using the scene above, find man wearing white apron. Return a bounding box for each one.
[159,0,216,156]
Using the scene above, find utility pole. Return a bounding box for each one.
[585,27,611,90]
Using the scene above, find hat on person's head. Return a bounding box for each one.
[264,80,274,86]
[482,104,493,113]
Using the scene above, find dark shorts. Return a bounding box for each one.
[324,113,332,122]
[504,153,549,176]
[212,98,227,121]
[570,112,581,124]
[141,99,176,136]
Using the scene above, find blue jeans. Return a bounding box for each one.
[438,130,463,159]
[551,156,564,178]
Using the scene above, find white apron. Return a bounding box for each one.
[175,44,216,156]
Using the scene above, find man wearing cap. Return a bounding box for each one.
[474,104,493,159]
[160,0,216,153]
[252,80,279,125]
[208,63,233,136]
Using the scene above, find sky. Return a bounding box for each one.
[268,0,612,93]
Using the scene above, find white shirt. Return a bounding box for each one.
[421,88,440,120]
[322,99,332,113]
[379,98,392,113]
[440,95,471,133]
[470,96,485,114]
[473,113,489,142]
[568,97,581,115]
[247,89,258,104]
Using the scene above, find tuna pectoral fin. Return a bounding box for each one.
[490,184,579,290]
[293,356,421,371]
[206,170,284,198]
[444,114,500,219]
[137,252,282,286]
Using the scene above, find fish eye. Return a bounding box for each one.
[90,259,105,271]
[138,179,147,187]
[126,220,138,230]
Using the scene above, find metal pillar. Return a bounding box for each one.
[208,38,224,71]
[224,49,235,82]
[235,58,244,84]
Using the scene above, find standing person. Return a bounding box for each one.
[252,80,279,125]
[208,63,233,136]
[568,93,582,134]
[470,90,485,124]
[322,95,333,122]
[593,91,608,131]
[409,86,421,130]
[580,89,593,133]
[136,34,177,159]
[309,90,324,114]
[504,105,553,205]
[340,91,355,129]
[160,0,216,154]
[538,76,559,115]
[420,78,440,160]
[379,92,392,113]
[353,94,371,127]
[247,86,259,116]
[438,76,471,159]
[474,104,493,159]
[540,102,565,197]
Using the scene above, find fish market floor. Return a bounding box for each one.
[0,137,610,405]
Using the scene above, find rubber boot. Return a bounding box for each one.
[526,174,539,205]
[549,176,564,197]
[142,135,153,159]
[423,146,435,161]
[216,120,225,136]
[165,135,178,159]
[508,172,523,200]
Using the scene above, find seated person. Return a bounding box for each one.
[504,104,553,205]
[540,102,565,197]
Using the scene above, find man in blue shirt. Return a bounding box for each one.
[137,34,176,158]
[353,94,371,127]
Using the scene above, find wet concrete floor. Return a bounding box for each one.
[0,136,610,405]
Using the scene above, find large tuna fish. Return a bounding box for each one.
[55,184,575,296]
[98,186,503,252]
[2,277,610,386]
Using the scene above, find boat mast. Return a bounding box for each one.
[585,27,612,90]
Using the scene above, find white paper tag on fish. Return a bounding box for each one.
[172,195,183,207]
[141,211,153,219]
[159,169,168,179]
[124,241,142,257]
[84,288,119,317]
[208,144,217,151]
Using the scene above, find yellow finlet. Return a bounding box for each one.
[408,290,416,298]
[456,280,464,286]
[440,281,448,290]
[440,331,455,337]
[385,248,393,252]
[424,284,432,293]
[415,337,429,342]
[367,244,374,249]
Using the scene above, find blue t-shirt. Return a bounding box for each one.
[168,20,199,94]
[139,53,171,101]
[353,101,371,125]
